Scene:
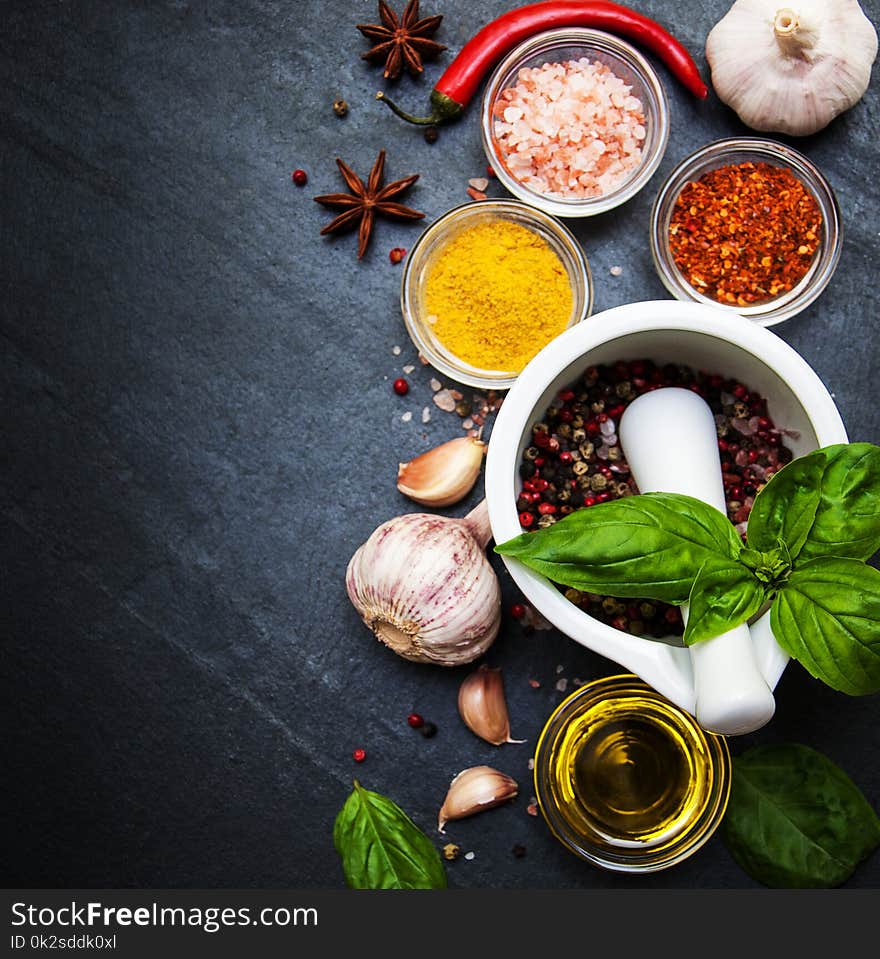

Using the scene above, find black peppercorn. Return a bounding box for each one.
[419,721,438,738]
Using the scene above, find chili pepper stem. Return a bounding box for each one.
[375,91,440,125]
[375,90,463,126]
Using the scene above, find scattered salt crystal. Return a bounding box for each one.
[464,851,475,861]
[600,418,616,437]
[430,377,442,392]
[528,758,535,771]
[403,364,416,375]
[392,345,402,356]
[401,411,412,423]
[422,407,431,424]
[461,418,474,430]
[556,664,564,674]
[433,389,457,412]
[556,678,568,693]
[468,177,489,191]
[610,265,623,276]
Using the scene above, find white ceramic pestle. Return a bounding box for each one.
[618,387,776,736]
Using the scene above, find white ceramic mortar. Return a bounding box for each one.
[485,300,847,721]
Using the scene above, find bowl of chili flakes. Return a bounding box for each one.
[649,138,842,327]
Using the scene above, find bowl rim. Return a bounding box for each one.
[400,198,594,389]
[480,26,671,218]
[485,299,848,711]
[649,136,843,327]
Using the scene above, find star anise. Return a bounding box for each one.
[314,150,425,259]
[357,0,446,80]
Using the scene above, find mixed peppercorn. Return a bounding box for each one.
[517,358,794,637]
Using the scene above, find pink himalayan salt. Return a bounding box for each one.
[492,57,646,199]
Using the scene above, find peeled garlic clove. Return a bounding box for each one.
[397,436,486,508]
[438,765,518,832]
[458,664,524,746]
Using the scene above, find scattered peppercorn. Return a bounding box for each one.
[389,247,407,264]
[352,748,366,763]
[510,603,526,619]
[424,126,439,144]
[333,98,348,117]
[669,161,822,306]
[291,169,308,186]
[393,377,409,395]
[512,844,527,858]
[443,843,461,861]
[407,712,424,729]
[419,721,438,738]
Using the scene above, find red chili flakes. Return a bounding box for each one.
[668,161,822,307]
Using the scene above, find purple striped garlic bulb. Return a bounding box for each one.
[345,500,501,666]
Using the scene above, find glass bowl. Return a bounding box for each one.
[650,138,842,327]
[534,674,731,874]
[400,200,593,390]
[480,28,670,218]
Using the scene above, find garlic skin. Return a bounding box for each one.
[457,664,524,745]
[438,765,519,832]
[397,436,486,508]
[345,500,501,666]
[706,0,878,136]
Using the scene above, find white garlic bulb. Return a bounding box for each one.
[706,0,878,136]
[345,500,501,666]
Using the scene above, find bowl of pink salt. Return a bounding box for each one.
[481,28,670,218]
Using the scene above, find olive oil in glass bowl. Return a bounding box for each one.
[534,675,731,872]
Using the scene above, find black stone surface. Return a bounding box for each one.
[2,0,878,889]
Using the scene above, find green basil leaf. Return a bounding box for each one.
[333,781,446,889]
[770,558,880,695]
[746,450,826,558]
[495,492,742,604]
[683,557,766,646]
[797,442,880,562]
[723,744,880,888]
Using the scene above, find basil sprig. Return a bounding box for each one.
[333,781,447,889]
[496,442,880,695]
[723,744,880,888]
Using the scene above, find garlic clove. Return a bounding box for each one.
[397,436,486,507]
[438,765,518,832]
[457,664,525,746]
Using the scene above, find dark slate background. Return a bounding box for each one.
[2,0,878,889]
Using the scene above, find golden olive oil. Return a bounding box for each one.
[535,676,730,871]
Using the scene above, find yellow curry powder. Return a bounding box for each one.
[424,219,573,372]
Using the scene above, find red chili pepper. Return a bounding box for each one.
[377,1,708,125]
